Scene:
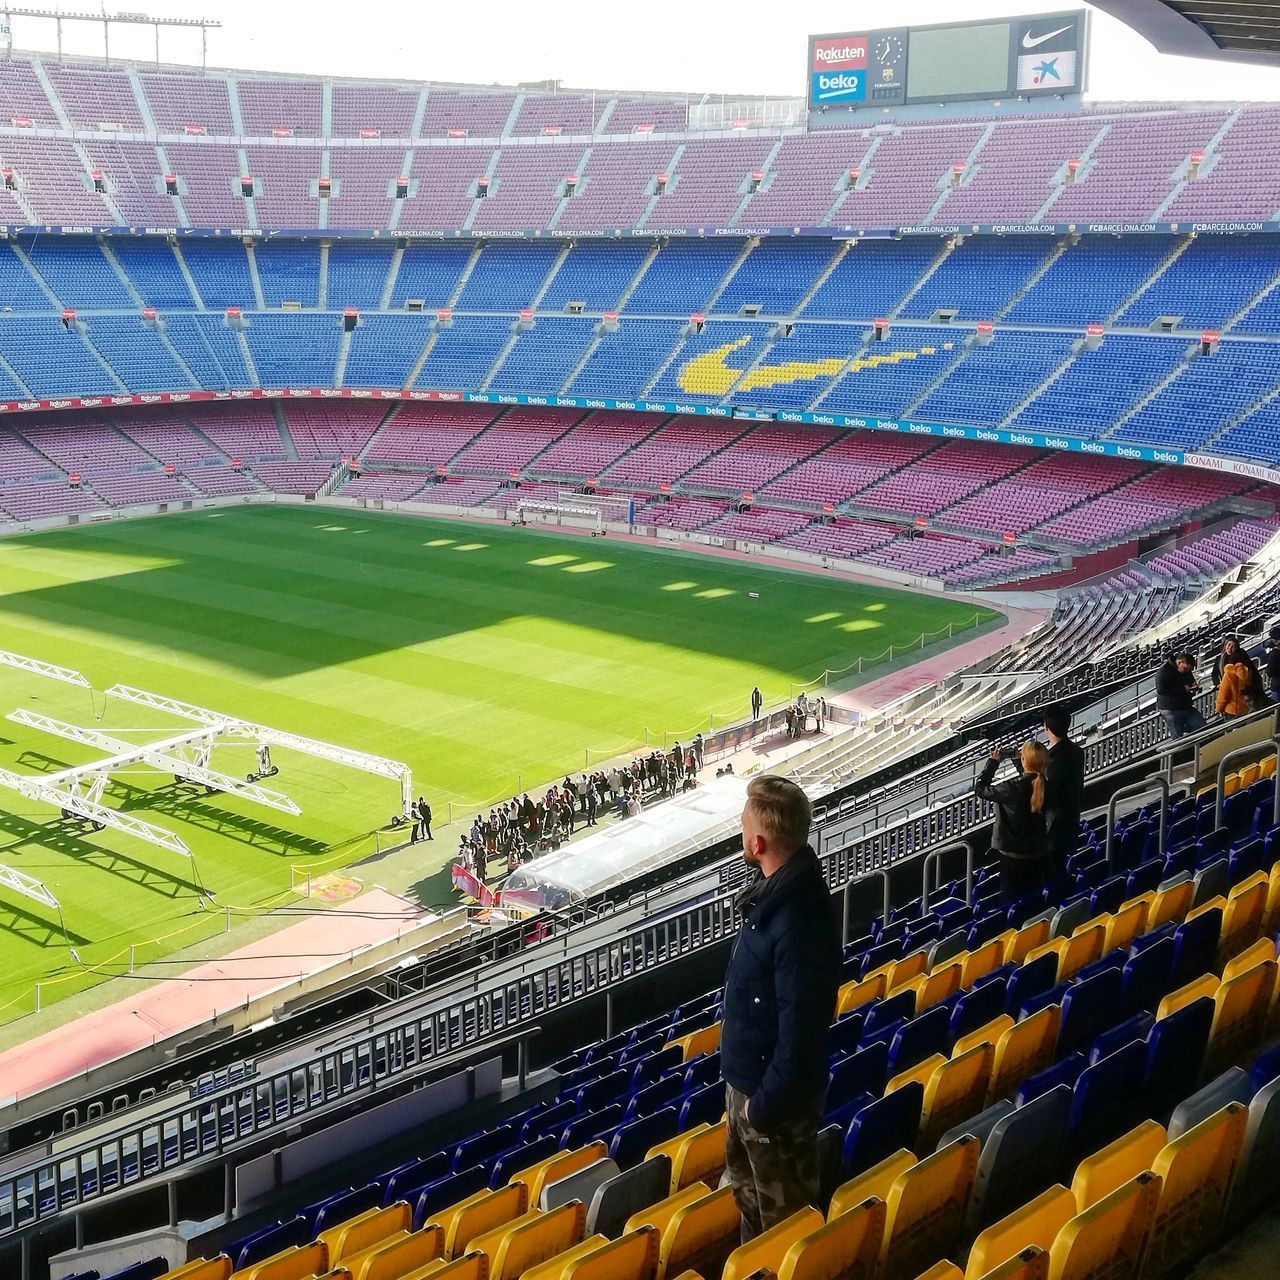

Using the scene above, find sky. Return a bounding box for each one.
[10,0,1280,103]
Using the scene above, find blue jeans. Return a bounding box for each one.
[1162,707,1206,739]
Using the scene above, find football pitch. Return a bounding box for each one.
[0,505,999,1018]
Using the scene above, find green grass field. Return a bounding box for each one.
[0,505,998,1018]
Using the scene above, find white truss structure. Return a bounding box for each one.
[106,684,415,816]
[6,711,302,816]
[0,648,90,688]
[0,764,193,856]
[0,863,60,912]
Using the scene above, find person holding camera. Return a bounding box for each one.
[976,741,1050,905]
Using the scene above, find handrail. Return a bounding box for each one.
[1214,734,1280,832]
[923,840,975,908]
[1104,776,1169,872]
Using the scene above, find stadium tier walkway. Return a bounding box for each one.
[698,603,1047,780]
[0,888,427,1104]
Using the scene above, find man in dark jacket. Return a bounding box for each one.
[721,775,841,1241]
[1040,704,1083,873]
[1156,652,1205,738]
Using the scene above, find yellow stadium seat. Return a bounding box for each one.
[990,1005,1061,1102]
[1103,899,1149,955]
[1238,763,1261,791]
[1205,960,1277,1077]
[1058,924,1105,983]
[1149,881,1194,931]
[651,1186,740,1280]
[908,1265,963,1280]
[961,940,1006,989]
[522,1226,660,1280]
[399,1255,489,1280]
[158,1260,231,1280]
[888,952,931,993]
[511,1143,608,1204]
[1260,754,1277,780]
[1222,937,1277,985]
[314,1270,353,1279]
[319,1203,414,1264]
[829,1150,918,1220]
[964,1186,1075,1280]
[974,1247,1050,1280]
[239,1243,328,1280]
[1002,920,1050,968]
[887,1053,948,1098]
[1263,866,1280,936]
[1156,974,1219,1021]
[342,1228,446,1280]
[722,1206,825,1280]
[671,1023,721,1061]
[879,1135,980,1280]
[626,1184,711,1238]
[1069,1121,1166,1212]
[1221,874,1270,961]
[838,973,888,1018]
[433,1184,528,1260]
[905,962,963,1013]
[1047,1173,1160,1280]
[921,1044,994,1152]
[951,1016,1014,1067]
[663,1121,728,1192]
[772,1199,885,1280]
[468,1202,585,1280]
[1222,771,1241,798]
[1144,1103,1248,1278]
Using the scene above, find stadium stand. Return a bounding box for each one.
[9,48,1280,1280]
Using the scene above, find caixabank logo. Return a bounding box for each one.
[810,34,867,103]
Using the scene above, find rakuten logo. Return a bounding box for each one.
[812,36,866,70]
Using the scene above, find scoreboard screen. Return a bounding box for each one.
[807,10,1087,112]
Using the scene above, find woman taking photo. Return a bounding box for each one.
[976,741,1050,905]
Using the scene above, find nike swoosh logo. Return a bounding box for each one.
[677,337,955,398]
[1023,25,1071,48]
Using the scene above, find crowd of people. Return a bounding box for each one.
[784,691,828,738]
[454,735,707,884]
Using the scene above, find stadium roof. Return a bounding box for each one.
[1092,0,1280,64]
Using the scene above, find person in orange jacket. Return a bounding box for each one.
[1216,661,1255,717]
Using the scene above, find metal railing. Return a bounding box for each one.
[0,692,1237,1239]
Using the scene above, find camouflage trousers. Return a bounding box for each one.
[724,1083,821,1242]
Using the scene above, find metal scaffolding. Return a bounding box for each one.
[106,684,416,818]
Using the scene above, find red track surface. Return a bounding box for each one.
[0,888,425,1104]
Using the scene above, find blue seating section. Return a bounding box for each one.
[343,314,432,387]
[181,240,256,310]
[539,241,651,311]
[389,242,475,309]
[3,233,1280,467]
[489,317,595,395]
[86,317,198,392]
[625,238,744,314]
[327,241,395,309]
[26,239,134,309]
[454,241,561,309]
[1005,238,1171,326]
[108,240,193,309]
[898,238,1052,321]
[244,313,338,386]
[255,242,321,308]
